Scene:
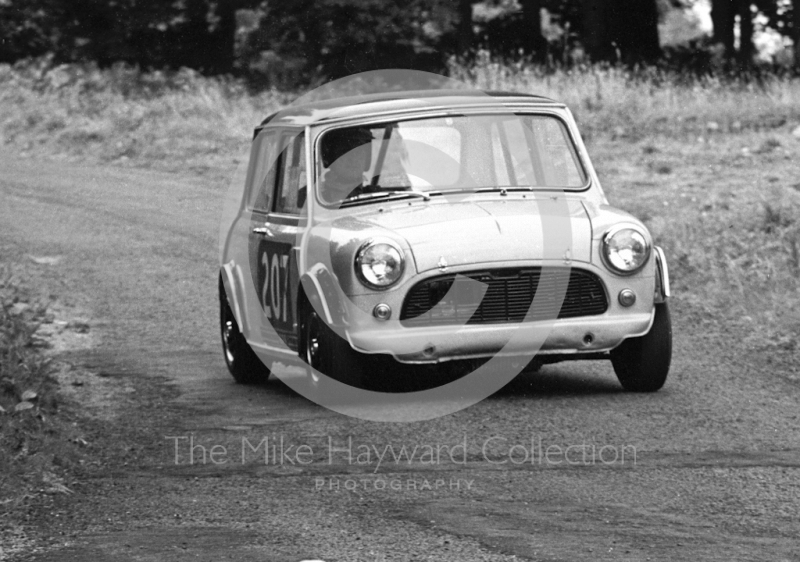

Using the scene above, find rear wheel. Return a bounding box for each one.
[611,302,672,392]
[220,281,271,384]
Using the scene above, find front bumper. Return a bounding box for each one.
[347,309,654,364]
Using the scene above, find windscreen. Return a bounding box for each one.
[317,113,587,205]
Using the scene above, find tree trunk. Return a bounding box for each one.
[457,0,473,55]
[617,0,661,63]
[212,2,237,74]
[794,0,800,70]
[711,0,735,57]
[737,0,754,66]
[581,0,660,63]
[581,0,614,61]
[520,0,547,59]
[182,0,211,70]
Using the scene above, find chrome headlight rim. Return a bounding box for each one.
[354,238,405,290]
[601,224,651,276]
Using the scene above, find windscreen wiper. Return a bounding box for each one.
[437,186,537,195]
[339,190,431,207]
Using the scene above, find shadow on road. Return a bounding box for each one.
[493,365,624,397]
[253,359,625,407]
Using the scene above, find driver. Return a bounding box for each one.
[320,127,374,204]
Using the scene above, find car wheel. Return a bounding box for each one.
[300,307,370,391]
[300,308,331,396]
[610,302,672,392]
[219,282,271,384]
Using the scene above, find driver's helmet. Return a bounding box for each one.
[320,127,374,169]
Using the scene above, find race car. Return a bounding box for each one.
[219,89,671,393]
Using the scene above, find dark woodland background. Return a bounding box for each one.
[1,0,798,87]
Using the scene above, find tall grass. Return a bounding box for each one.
[0,59,286,172]
[3,57,800,170]
[450,54,800,140]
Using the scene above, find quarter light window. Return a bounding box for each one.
[247,130,281,212]
[275,133,307,215]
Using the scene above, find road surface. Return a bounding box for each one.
[2,150,799,561]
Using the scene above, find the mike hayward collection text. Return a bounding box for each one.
[165,435,637,470]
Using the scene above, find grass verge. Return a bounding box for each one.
[0,267,84,557]
[0,59,286,174]
[450,55,800,141]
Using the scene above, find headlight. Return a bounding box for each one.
[355,239,405,289]
[602,226,650,275]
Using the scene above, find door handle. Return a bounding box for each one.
[252,226,273,237]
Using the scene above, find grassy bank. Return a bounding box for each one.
[0,58,798,363]
[0,60,286,174]
[592,135,800,359]
[0,267,84,547]
[452,57,800,141]
[3,58,800,171]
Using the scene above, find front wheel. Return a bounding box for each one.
[299,307,369,391]
[220,281,271,384]
[610,302,672,392]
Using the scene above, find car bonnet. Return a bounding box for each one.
[351,196,593,273]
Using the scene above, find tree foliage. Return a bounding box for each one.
[1,0,797,83]
[0,0,243,72]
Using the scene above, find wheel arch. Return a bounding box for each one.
[654,246,671,303]
[295,265,352,365]
[298,263,348,328]
[219,263,249,337]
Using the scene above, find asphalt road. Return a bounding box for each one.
[2,150,799,562]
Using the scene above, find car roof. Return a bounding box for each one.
[257,89,562,130]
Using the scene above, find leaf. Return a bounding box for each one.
[21,389,38,401]
[14,401,35,412]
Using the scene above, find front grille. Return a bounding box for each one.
[400,267,607,327]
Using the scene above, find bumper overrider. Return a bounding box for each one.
[320,255,667,365]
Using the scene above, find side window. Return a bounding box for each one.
[274,133,307,215]
[247,130,281,212]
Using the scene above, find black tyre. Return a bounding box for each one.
[299,306,370,390]
[610,302,672,392]
[219,281,271,384]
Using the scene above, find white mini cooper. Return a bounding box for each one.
[219,90,672,393]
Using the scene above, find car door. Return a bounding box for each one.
[249,129,307,351]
